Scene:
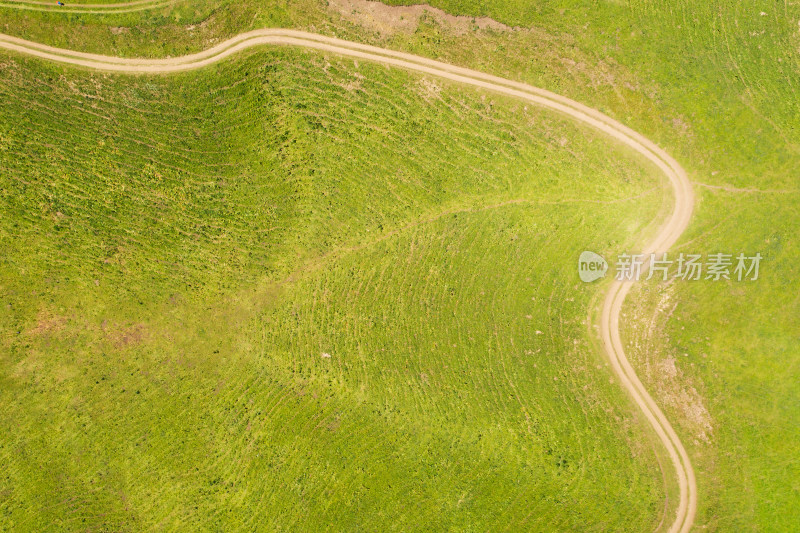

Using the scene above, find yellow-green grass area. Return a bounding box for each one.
[0,47,669,529]
[4,0,799,530]
[295,1,800,530]
[0,0,315,58]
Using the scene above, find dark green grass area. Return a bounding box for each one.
[0,48,667,530]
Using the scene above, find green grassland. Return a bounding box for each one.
[622,188,800,530]
[2,0,799,530]
[0,47,670,529]
[379,1,798,530]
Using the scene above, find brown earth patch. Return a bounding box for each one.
[24,309,148,349]
[328,0,512,37]
[102,320,148,349]
[27,308,68,337]
[623,282,714,445]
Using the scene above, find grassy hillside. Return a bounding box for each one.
[372,1,799,530]
[353,2,800,529]
[0,47,668,529]
[2,0,798,529]
[622,188,800,530]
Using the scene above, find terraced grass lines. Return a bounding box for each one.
[0,47,668,529]
[369,2,800,528]
[3,0,798,529]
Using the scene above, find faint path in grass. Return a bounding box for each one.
[694,182,800,195]
[0,0,173,13]
[0,28,697,532]
[280,189,661,286]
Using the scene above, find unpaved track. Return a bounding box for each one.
[0,0,174,14]
[0,28,697,532]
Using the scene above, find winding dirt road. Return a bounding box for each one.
[0,28,697,532]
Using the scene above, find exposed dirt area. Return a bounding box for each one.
[624,282,713,446]
[328,0,512,37]
[102,320,148,349]
[23,307,148,349]
[27,308,68,337]
[414,77,441,101]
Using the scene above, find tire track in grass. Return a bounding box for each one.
[0,0,175,14]
[0,28,696,532]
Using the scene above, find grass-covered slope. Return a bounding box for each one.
[0,49,667,529]
[368,2,799,530]
[4,0,797,528]
[346,2,800,529]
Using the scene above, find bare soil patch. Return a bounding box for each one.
[328,0,512,37]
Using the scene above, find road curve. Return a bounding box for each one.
[0,28,697,532]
